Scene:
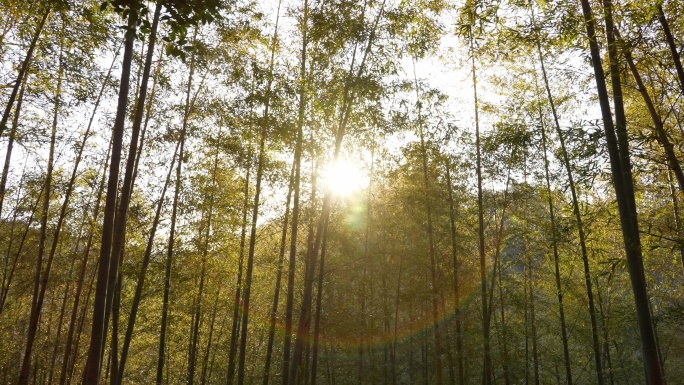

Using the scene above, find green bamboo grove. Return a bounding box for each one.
[0,0,682,384]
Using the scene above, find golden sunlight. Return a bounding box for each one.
[322,158,367,196]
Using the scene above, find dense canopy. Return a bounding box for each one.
[0,0,683,384]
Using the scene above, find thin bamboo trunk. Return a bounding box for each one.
[528,255,540,385]
[0,78,26,218]
[288,4,385,382]
[579,0,664,382]
[237,0,282,376]
[0,8,48,137]
[227,141,252,385]
[496,255,511,385]
[155,111,188,385]
[657,4,684,95]
[445,163,465,385]
[281,1,309,381]
[200,291,221,385]
[412,59,442,385]
[310,224,329,385]
[116,138,180,382]
[18,32,63,385]
[536,37,604,385]
[615,27,684,193]
[469,31,492,385]
[188,136,219,385]
[104,8,162,382]
[84,10,137,383]
[59,138,112,385]
[536,82,573,385]
[263,162,294,385]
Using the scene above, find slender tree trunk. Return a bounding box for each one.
[104,8,162,384]
[227,141,252,385]
[0,78,26,218]
[396,263,405,385]
[263,162,294,385]
[495,255,511,385]
[528,254,540,385]
[0,8,48,137]
[18,32,64,385]
[595,275,616,385]
[657,4,684,95]
[156,111,189,385]
[189,135,219,385]
[579,0,664,382]
[445,164,465,385]
[412,59,443,385]
[116,138,180,383]
[0,172,25,312]
[469,32,492,385]
[538,106,573,384]
[536,38,605,385]
[200,291,221,385]
[615,28,684,193]
[310,223,329,385]
[48,256,73,385]
[84,10,137,383]
[0,185,42,314]
[281,1,309,382]
[237,0,282,377]
[59,137,112,385]
[70,252,100,384]
[665,168,684,272]
[288,4,384,382]
[0,80,27,312]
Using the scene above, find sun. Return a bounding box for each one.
[322,158,367,196]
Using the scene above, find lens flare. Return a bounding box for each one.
[322,158,366,196]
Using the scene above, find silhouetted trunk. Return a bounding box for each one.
[263,162,294,385]
[528,255,540,385]
[579,0,664,382]
[200,291,221,385]
[616,28,684,193]
[538,106,573,385]
[666,168,684,272]
[445,164,464,385]
[227,141,252,385]
[281,2,309,382]
[59,137,112,385]
[237,0,282,377]
[288,4,384,382]
[117,138,180,383]
[0,78,26,218]
[18,31,64,385]
[104,8,162,384]
[48,256,74,385]
[495,255,511,385]
[0,185,25,311]
[412,59,443,385]
[188,143,219,385]
[392,254,404,384]
[595,275,616,385]
[0,8,48,137]
[310,224,328,385]
[84,10,137,383]
[657,4,684,95]
[469,31,492,385]
[537,37,605,385]
[0,81,27,312]
[155,110,188,385]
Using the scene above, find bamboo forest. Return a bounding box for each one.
[2,0,684,384]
